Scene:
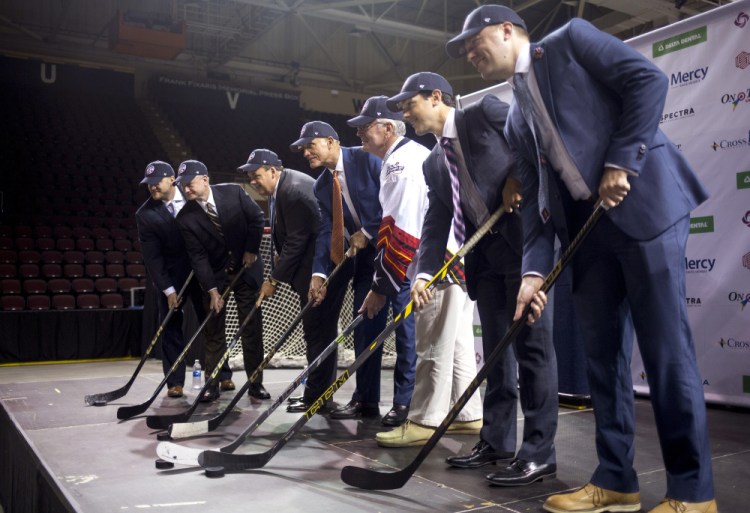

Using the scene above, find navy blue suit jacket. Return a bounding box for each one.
[271,169,321,295]
[417,95,522,298]
[135,195,192,293]
[177,184,265,292]
[312,146,382,275]
[504,18,708,276]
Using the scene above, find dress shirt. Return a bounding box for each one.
[333,148,371,240]
[510,43,592,200]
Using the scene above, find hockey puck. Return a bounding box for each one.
[93,400,107,407]
[155,459,174,470]
[156,432,171,441]
[204,466,225,478]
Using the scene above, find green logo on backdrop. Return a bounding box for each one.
[689,216,714,233]
[738,171,750,190]
[473,325,482,337]
[744,376,750,394]
[653,26,707,58]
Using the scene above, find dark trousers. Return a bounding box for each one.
[572,211,714,501]
[474,234,558,465]
[202,277,264,386]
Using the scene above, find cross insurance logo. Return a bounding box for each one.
[710,129,749,151]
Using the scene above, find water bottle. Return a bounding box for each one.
[192,359,202,389]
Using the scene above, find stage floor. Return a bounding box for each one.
[0,360,747,513]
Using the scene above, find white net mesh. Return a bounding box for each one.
[225,233,396,369]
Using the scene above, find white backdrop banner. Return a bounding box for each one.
[460,0,750,407]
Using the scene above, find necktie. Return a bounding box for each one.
[440,137,466,246]
[330,171,345,265]
[513,72,550,223]
[166,202,175,218]
[206,202,224,237]
[269,195,276,270]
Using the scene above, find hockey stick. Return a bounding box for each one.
[145,301,260,430]
[156,314,365,466]
[117,268,245,420]
[341,202,606,490]
[190,206,508,471]
[85,272,195,406]
[166,251,354,438]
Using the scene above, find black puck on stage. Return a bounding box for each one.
[205,466,225,478]
[93,400,107,407]
[155,459,174,470]
[156,432,171,441]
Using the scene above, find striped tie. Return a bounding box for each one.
[440,137,466,246]
[206,202,224,237]
[330,171,345,265]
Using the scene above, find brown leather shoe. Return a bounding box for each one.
[543,483,641,513]
[219,379,235,391]
[167,385,183,398]
[648,498,717,513]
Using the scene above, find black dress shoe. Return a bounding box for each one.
[446,440,515,468]
[381,404,409,426]
[287,395,304,404]
[486,458,556,486]
[199,386,220,403]
[286,399,336,414]
[248,383,270,401]
[329,400,380,419]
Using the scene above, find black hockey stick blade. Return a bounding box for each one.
[146,302,260,430]
[168,253,354,438]
[84,272,195,406]
[157,315,364,466]
[341,203,605,490]
[116,269,244,420]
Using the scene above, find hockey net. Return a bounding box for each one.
[225,232,396,368]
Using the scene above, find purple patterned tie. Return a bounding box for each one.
[441,137,466,246]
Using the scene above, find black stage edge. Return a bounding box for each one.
[0,404,79,512]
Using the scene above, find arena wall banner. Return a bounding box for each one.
[626,0,750,408]
[460,0,750,407]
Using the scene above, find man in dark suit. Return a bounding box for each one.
[448,5,716,513]
[242,148,336,413]
[390,72,558,486]
[291,121,414,425]
[175,160,269,403]
[135,161,205,398]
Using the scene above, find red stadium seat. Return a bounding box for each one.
[52,294,76,310]
[15,237,34,250]
[63,251,85,264]
[70,226,90,239]
[36,237,56,250]
[104,251,124,264]
[77,294,100,309]
[40,250,63,264]
[34,226,53,238]
[27,295,51,310]
[124,251,143,264]
[125,264,147,279]
[96,238,114,251]
[0,237,13,249]
[17,250,40,264]
[1,296,25,311]
[106,264,125,278]
[113,239,132,252]
[54,226,74,238]
[71,278,94,294]
[95,277,118,293]
[110,228,128,240]
[76,238,95,251]
[42,263,63,278]
[85,264,105,278]
[63,264,85,279]
[1,279,21,295]
[14,226,33,238]
[0,264,16,278]
[100,293,124,309]
[19,264,40,278]
[117,277,139,292]
[48,278,72,294]
[0,250,15,264]
[91,227,109,239]
[23,279,47,295]
[56,238,75,251]
[85,250,105,264]
[0,225,12,237]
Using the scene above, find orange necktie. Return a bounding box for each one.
[330,171,345,265]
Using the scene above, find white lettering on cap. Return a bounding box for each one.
[484,17,491,22]
[178,164,186,175]
[146,165,155,175]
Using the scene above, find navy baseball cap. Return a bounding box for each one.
[347,95,403,127]
[386,72,453,111]
[140,161,175,185]
[238,149,283,173]
[446,5,527,58]
[174,160,208,184]
[290,121,339,152]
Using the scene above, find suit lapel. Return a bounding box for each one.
[530,42,561,130]
[454,109,478,182]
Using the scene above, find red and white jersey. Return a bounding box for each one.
[372,137,433,295]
